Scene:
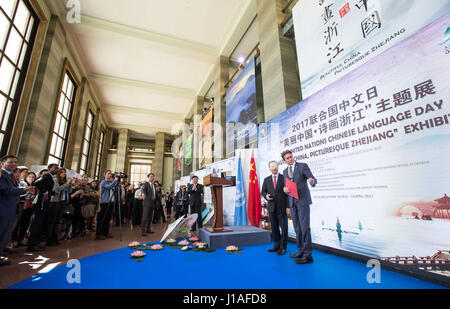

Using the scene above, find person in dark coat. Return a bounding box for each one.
[0,155,34,265]
[165,189,174,218]
[141,173,156,236]
[187,176,204,232]
[261,160,288,255]
[175,186,189,219]
[153,181,166,224]
[132,182,143,228]
[27,163,58,252]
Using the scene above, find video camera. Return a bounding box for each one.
[114,172,128,180]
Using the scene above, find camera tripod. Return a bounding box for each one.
[97,178,123,242]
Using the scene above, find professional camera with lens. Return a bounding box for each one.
[114,172,128,179]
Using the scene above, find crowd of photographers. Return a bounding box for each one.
[0,155,175,266]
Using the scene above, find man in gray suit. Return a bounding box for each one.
[0,155,34,266]
[141,173,156,236]
[282,150,317,264]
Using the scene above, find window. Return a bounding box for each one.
[95,129,105,180]
[79,109,94,175]
[47,69,77,165]
[129,164,151,187]
[0,0,38,155]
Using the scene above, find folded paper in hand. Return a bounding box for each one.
[285,178,299,199]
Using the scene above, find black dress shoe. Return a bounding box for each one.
[13,242,24,248]
[294,256,314,264]
[277,249,286,255]
[0,257,11,266]
[268,247,280,253]
[289,252,303,258]
[3,247,14,254]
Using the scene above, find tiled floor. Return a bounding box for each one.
[0,216,178,289]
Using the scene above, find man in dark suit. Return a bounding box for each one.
[141,173,156,236]
[282,150,317,264]
[187,175,203,233]
[0,155,34,265]
[152,181,166,224]
[175,185,189,219]
[261,160,288,255]
[27,163,58,252]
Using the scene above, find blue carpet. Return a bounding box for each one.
[9,242,445,289]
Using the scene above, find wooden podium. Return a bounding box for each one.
[203,174,234,233]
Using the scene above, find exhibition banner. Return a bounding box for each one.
[202,150,259,226]
[226,57,258,156]
[200,109,213,169]
[292,0,450,99]
[259,13,450,277]
[184,134,193,167]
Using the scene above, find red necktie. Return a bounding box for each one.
[11,174,17,186]
[273,175,277,190]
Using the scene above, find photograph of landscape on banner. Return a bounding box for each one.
[226,57,257,156]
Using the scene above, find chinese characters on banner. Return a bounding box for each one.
[280,79,441,153]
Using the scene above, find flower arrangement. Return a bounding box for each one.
[196,243,207,249]
[181,246,191,251]
[225,245,239,252]
[130,250,146,258]
[128,241,140,248]
[189,236,199,242]
[191,241,215,252]
[225,245,244,254]
[192,242,207,249]
[178,240,190,246]
[164,238,176,244]
[150,244,164,251]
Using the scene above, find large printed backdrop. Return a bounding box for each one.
[200,109,213,169]
[184,134,193,167]
[259,12,450,278]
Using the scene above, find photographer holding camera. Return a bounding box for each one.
[96,170,118,240]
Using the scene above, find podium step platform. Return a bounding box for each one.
[199,225,271,249]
